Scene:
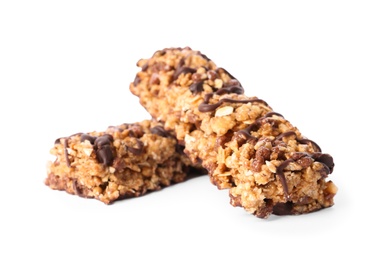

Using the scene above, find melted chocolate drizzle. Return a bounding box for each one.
[276,131,322,153]
[236,112,283,142]
[200,53,210,61]
[216,67,236,80]
[276,159,294,200]
[275,152,334,200]
[264,112,283,118]
[236,121,261,142]
[197,76,269,112]
[199,97,267,113]
[298,138,322,153]
[57,133,84,167]
[134,50,333,204]
[80,134,97,144]
[173,66,197,80]
[233,112,332,199]
[312,153,334,174]
[187,65,241,96]
[215,79,244,95]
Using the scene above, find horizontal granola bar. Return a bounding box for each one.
[45,119,203,204]
[130,47,337,218]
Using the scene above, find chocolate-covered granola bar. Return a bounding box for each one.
[45,119,203,204]
[130,47,337,218]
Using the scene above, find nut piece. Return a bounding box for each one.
[214,78,223,89]
[265,160,277,173]
[215,106,234,117]
[83,148,93,157]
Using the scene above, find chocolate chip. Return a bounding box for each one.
[94,134,113,148]
[150,126,169,137]
[189,81,204,94]
[93,134,114,166]
[96,145,114,166]
[175,143,186,155]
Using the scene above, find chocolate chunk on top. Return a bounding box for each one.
[93,134,114,166]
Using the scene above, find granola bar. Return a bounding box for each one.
[130,47,337,218]
[45,119,203,204]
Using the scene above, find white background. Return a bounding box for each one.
[1,1,387,259]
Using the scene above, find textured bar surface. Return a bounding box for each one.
[45,119,202,204]
[130,47,337,218]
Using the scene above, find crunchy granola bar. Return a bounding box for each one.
[130,47,337,218]
[45,119,203,204]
